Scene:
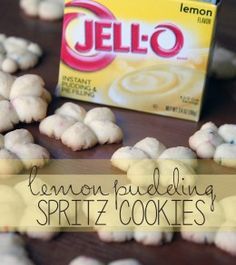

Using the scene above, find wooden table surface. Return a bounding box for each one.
[1,0,236,264]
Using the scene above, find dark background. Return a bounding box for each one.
[0,0,236,264]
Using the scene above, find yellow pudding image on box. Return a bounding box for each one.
[58,0,219,121]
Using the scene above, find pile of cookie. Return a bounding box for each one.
[40,103,123,151]
[0,35,42,74]
[20,0,64,21]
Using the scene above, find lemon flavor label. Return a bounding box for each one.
[58,0,219,121]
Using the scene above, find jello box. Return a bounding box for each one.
[58,0,220,121]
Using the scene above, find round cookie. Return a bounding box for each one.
[9,74,45,99]
[134,137,166,159]
[127,159,157,187]
[39,114,76,139]
[55,102,86,122]
[20,0,64,21]
[84,107,116,125]
[61,122,98,151]
[38,0,64,20]
[159,146,197,169]
[133,231,173,246]
[111,146,149,172]
[214,144,236,168]
[0,100,19,132]
[97,231,133,243]
[218,124,236,144]
[211,45,236,79]
[88,120,123,145]
[4,129,34,153]
[189,122,224,158]
[12,143,50,169]
[0,73,51,133]
[0,149,24,176]
[157,159,196,187]
[11,96,48,123]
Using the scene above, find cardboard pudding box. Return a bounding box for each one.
[58,0,221,121]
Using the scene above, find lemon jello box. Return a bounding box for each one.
[58,0,221,121]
